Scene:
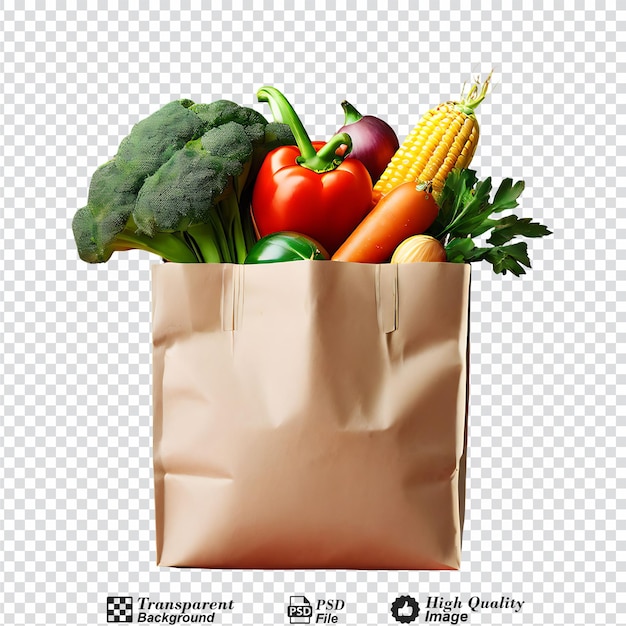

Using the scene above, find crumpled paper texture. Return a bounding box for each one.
[152,261,470,569]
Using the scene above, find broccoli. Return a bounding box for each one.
[72,98,295,263]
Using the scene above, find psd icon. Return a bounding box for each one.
[107,596,133,623]
[391,595,420,624]
[287,595,313,624]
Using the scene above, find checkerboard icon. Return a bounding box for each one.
[107,597,133,623]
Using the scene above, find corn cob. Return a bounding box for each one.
[374,73,492,197]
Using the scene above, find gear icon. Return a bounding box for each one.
[391,595,420,623]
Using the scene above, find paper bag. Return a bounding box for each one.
[151,260,471,569]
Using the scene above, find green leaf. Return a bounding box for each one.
[491,178,525,213]
[438,177,493,237]
[487,215,553,246]
[428,168,478,237]
[445,237,477,263]
[445,237,533,276]
[429,168,551,277]
[484,242,531,276]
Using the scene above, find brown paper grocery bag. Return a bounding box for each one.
[151,260,471,570]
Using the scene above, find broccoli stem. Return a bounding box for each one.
[217,193,248,264]
[114,230,199,263]
[187,222,224,263]
[207,212,233,263]
[233,160,257,258]
[232,217,247,263]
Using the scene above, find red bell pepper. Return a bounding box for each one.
[251,86,373,255]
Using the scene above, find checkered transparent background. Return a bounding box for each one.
[1,1,624,624]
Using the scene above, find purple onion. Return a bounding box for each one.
[336,100,400,184]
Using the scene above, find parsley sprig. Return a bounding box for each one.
[427,169,552,276]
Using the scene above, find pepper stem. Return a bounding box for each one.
[257,86,352,173]
[297,132,352,172]
[341,100,363,125]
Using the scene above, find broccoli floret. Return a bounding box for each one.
[72,98,295,264]
[132,141,233,262]
[72,99,205,264]
[200,121,254,173]
[116,99,204,186]
[134,141,231,235]
[131,115,278,263]
[72,159,199,263]
[190,99,267,129]
[72,207,200,264]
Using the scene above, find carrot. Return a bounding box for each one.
[331,181,439,263]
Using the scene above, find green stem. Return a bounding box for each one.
[257,86,314,157]
[230,202,249,264]
[233,224,248,264]
[187,223,223,263]
[341,100,363,125]
[116,230,199,263]
[298,132,352,172]
[182,232,205,262]
[217,193,248,264]
[233,157,260,255]
[208,211,232,263]
[257,85,352,173]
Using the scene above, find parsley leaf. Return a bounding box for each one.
[429,169,552,276]
[486,215,553,246]
[482,242,531,276]
[444,237,478,263]
[428,168,478,236]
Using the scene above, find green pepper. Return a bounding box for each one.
[244,232,329,264]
